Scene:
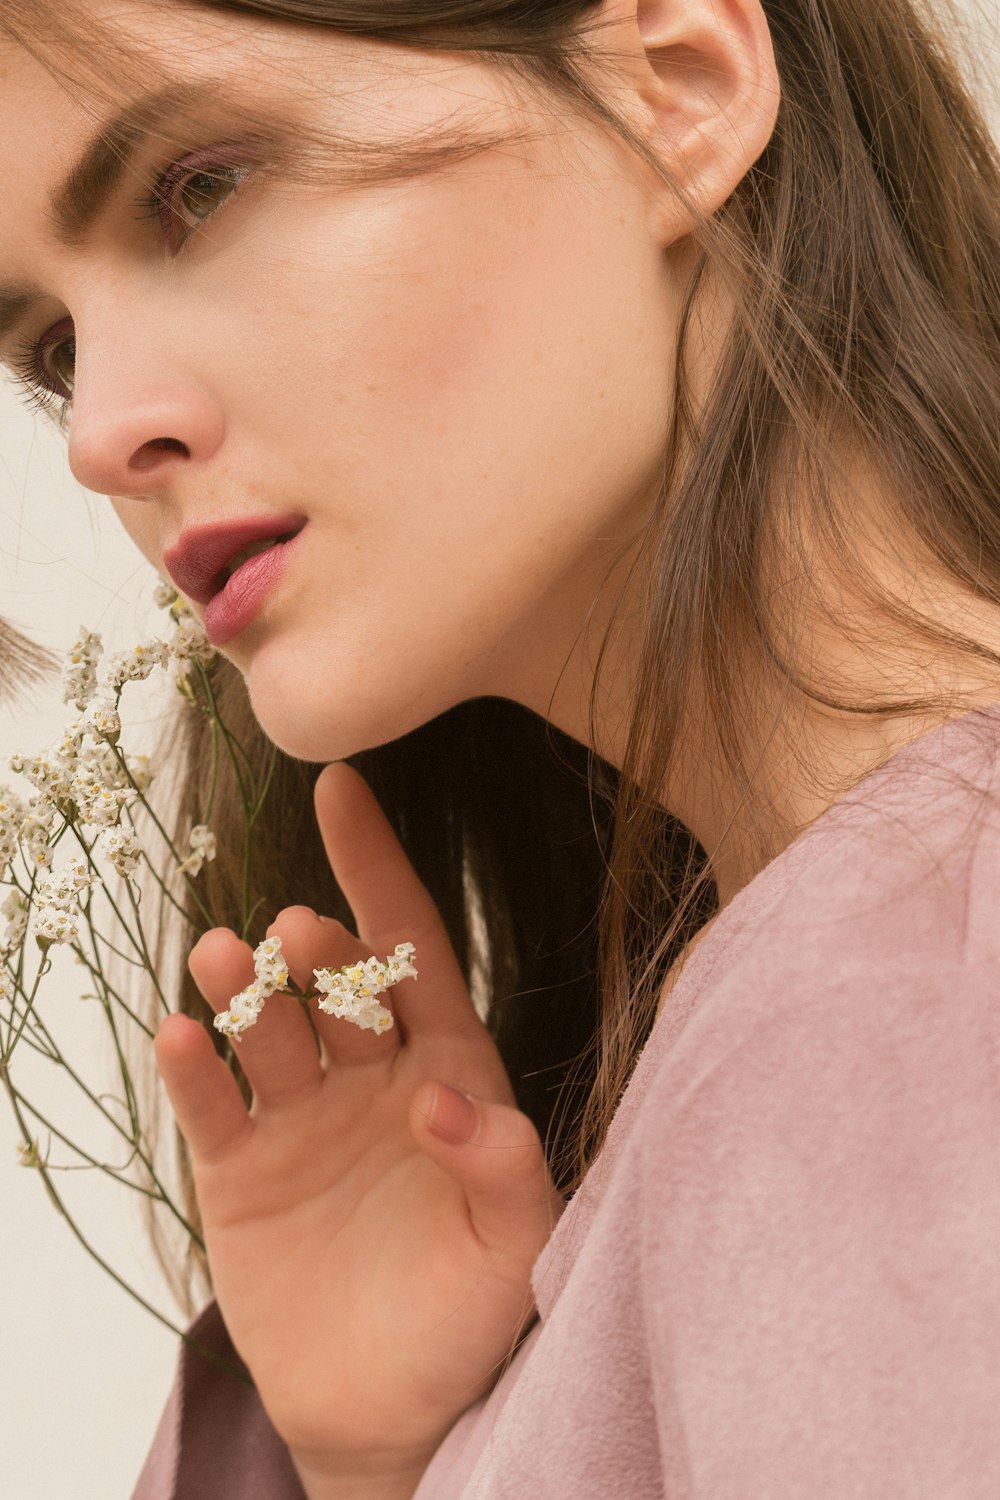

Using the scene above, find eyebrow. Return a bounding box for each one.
[0,80,226,347]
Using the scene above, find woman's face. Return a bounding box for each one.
[0,1,682,762]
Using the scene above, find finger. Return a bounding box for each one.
[409,1082,562,1260]
[266,905,401,1066]
[314,764,476,1039]
[189,927,324,1106]
[154,1013,250,1166]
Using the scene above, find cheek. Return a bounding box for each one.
[180,134,678,761]
[231,140,674,515]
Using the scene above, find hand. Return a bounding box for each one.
[155,763,562,1490]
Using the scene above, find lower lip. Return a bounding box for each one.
[203,532,301,647]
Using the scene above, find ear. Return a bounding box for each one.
[598,0,780,239]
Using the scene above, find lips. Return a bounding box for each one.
[164,514,307,606]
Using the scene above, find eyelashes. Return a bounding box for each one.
[8,325,75,428]
[132,153,254,250]
[9,150,256,422]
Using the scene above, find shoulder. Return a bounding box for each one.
[633,959,1000,1495]
[651,709,1000,1100]
[614,720,1000,1491]
[632,714,1000,1259]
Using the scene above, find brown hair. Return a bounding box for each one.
[0,619,54,702]
[2,0,999,1313]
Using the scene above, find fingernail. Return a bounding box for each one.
[428,1082,479,1144]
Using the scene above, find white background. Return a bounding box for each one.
[1,8,998,1496]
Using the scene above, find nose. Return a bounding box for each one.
[67,367,226,499]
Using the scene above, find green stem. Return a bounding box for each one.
[201,714,222,827]
[2,944,51,1063]
[4,1077,245,1380]
[10,1088,204,1248]
[103,742,215,932]
[194,666,252,808]
[240,744,279,941]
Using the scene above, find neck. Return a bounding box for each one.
[546,486,1000,908]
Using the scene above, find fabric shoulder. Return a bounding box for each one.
[649,732,1000,1101]
[631,949,1000,1498]
[617,717,1000,1494]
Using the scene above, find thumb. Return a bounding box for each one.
[409,1081,562,1254]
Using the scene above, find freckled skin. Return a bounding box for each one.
[0,2,682,766]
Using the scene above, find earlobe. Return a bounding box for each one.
[604,0,780,238]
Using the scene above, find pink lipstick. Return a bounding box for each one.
[164,514,306,647]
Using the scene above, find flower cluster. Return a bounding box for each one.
[177,825,217,878]
[33,855,93,948]
[0,594,217,938]
[1,889,27,957]
[313,943,418,1034]
[213,939,419,1040]
[62,628,102,713]
[213,935,292,1040]
[99,828,142,880]
[0,584,292,1342]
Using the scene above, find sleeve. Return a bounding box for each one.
[131,1300,307,1500]
[639,954,1000,1499]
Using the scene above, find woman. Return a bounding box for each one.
[1,0,999,1495]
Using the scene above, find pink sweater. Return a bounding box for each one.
[134,705,1000,1499]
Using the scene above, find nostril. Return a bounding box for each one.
[129,437,190,473]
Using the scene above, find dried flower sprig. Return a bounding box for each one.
[213,935,292,1040]
[2,580,417,1360]
[213,938,418,1040]
[313,943,418,1035]
[0,583,272,1351]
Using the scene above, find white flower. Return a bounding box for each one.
[385,942,418,985]
[33,855,90,947]
[71,773,127,830]
[126,754,154,793]
[62,629,103,710]
[35,904,79,947]
[0,968,12,1006]
[16,749,75,805]
[213,979,268,1040]
[101,641,170,693]
[213,935,292,1040]
[177,824,217,877]
[253,935,289,991]
[311,944,416,1034]
[85,741,130,791]
[19,808,54,868]
[154,580,201,627]
[313,969,395,1034]
[99,827,142,880]
[357,1005,395,1034]
[37,855,92,909]
[1,890,28,956]
[168,614,214,667]
[66,740,136,828]
[0,786,26,876]
[153,580,179,610]
[48,724,84,785]
[82,697,121,744]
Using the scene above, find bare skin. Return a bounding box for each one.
[160,764,562,1493]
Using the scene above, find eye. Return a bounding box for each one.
[137,155,254,250]
[7,319,76,419]
[173,166,248,232]
[39,333,76,400]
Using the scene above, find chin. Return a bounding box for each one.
[242,659,439,767]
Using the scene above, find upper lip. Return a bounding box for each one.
[163,514,307,605]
